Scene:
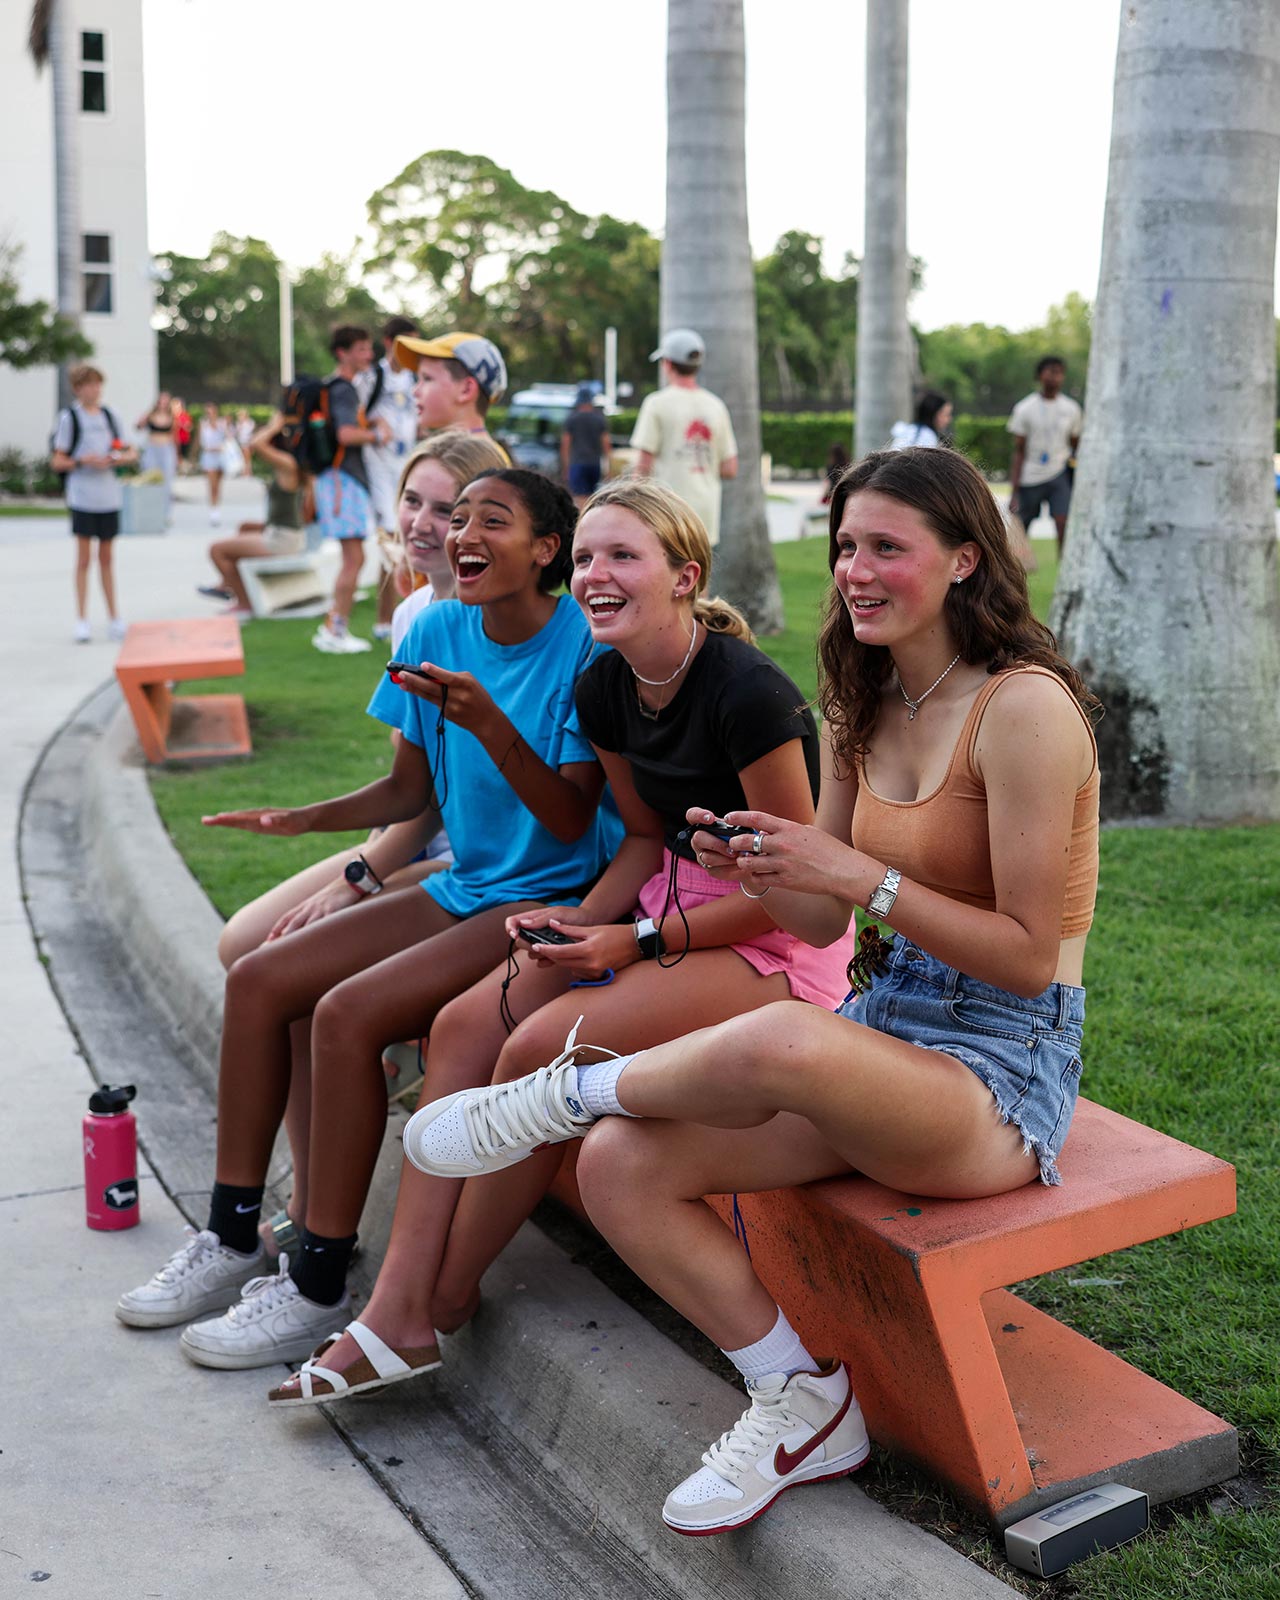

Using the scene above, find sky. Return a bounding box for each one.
[142,0,1126,333]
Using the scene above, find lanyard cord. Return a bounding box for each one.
[429,684,449,809]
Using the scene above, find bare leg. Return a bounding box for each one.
[376,566,397,627]
[73,536,92,619]
[578,1114,850,1350]
[209,532,271,610]
[432,950,793,1329]
[330,539,365,627]
[97,539,118,620]
[214,888,451,1187]
[206,468,223,511]
[1054,514,1067,558]
[603,1002,1038,1197]
[576,1004,1038,1354]
[303,900,542,1240]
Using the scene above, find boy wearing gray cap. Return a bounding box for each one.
[631,329,738,544]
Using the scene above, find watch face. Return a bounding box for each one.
[345,861,362,884]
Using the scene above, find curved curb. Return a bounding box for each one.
[83,694,227,1090]
[51,694,1017,1600]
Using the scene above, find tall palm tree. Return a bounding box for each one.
[1052,0,1280,822]
[855,0,911,458]
[663,0,783,634]
[28,0,82,409]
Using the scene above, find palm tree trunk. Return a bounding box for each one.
[46,0,82,410]
[855,0,911,458]
[663,0,783,634]
[1051,0,1280,822]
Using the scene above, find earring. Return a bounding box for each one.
[952,576,964,585]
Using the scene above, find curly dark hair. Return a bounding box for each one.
[817,447,1098,767]
[466,468,577,592]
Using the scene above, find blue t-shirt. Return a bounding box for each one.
[367,595,621,917]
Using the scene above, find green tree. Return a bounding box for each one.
[754,231,857,405]
[0,244,91,369]
[498,215,660,388]
[154,233,381,401]
[366,150,580,324]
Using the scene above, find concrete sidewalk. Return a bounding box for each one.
[2,488,1017,1596]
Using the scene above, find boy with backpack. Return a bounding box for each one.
[311,324,388,654]
[50,364,139,643]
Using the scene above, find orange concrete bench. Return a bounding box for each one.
[115,618,252,764]
[550,1097,1237,1528]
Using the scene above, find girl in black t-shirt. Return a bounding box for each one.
[269,478,855,1406]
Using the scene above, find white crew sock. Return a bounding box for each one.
[723,1306,817,1382]
[574,1053,641,1118]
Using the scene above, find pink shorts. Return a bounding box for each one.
[636,849,856,1009]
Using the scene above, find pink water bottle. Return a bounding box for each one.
[83,1084,139,1230]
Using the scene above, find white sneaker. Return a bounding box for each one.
[662,1363,870,1535]
[179,1259,350,1370]
[108,618,127,642]
[402,1024,613,1178]
[312,622,372,654]
[74,619,91,644]
[209,508,221,527]
[115,1228,266,1329]
[371,622,394,642]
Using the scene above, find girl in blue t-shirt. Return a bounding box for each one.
[115,470,618,1371]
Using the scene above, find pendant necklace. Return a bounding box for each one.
[633,619,698,720]
[898,652,962,721]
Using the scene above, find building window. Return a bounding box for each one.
[83,234,113,315]
[81,32,107,113]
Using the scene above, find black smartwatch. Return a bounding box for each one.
[634,916,666,961]
[344,855,384,897]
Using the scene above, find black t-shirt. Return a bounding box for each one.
[563,408,610,466]
[328,375,369,490]
[574,630,820,858]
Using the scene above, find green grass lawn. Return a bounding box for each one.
[0,502,65,517]
[149,541,1277,1598]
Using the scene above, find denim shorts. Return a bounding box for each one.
[836,936,1085,1185]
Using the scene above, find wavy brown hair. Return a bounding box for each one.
[817,447,1098,766]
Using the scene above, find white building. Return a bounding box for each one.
[1,0,157,457]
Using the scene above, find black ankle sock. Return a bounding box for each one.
[291,1228,358,1307]
[207,1182,264,1255]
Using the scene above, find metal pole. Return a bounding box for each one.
[278,265,294,386]
[604,326,618,409]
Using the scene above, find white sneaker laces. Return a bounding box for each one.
[224,1259,297,1325]
[703,1387,801,1481]
[460,1018,611,1160]
[150,1227,219,1285]
[462,1060,589,1158]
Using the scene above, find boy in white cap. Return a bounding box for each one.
[392,331,510,456]
[630,329,738,544]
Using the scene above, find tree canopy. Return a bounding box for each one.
[0,245,91,370]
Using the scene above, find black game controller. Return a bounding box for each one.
[518,926,578,947]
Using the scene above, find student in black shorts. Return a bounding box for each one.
[50,363,138,643]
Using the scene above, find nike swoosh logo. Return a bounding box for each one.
[234,1203,259,1214]
[772,1378,854,1477]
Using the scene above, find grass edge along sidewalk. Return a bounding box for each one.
[149,538,1278,1600]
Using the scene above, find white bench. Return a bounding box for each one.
[239,522,330,618]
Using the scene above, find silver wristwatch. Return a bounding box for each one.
[344,854,384,897]
[867,867,902,919]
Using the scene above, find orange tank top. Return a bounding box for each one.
[852,666,1100,936]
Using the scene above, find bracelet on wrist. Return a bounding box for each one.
[866,866,901,919]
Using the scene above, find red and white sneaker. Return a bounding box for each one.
[662,1362,869,1536]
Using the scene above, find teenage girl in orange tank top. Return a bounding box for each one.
[400,445,1102,1536]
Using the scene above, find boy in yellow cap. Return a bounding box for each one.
[393,331,510,457]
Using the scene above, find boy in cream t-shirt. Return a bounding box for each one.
[631,329,738,544]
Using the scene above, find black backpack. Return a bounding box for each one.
[276,365,385,475]
[51,403,121,493]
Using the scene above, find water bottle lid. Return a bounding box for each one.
[89,1084,137,1114]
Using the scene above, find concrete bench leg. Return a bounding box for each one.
[712,1191,1237,1527]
